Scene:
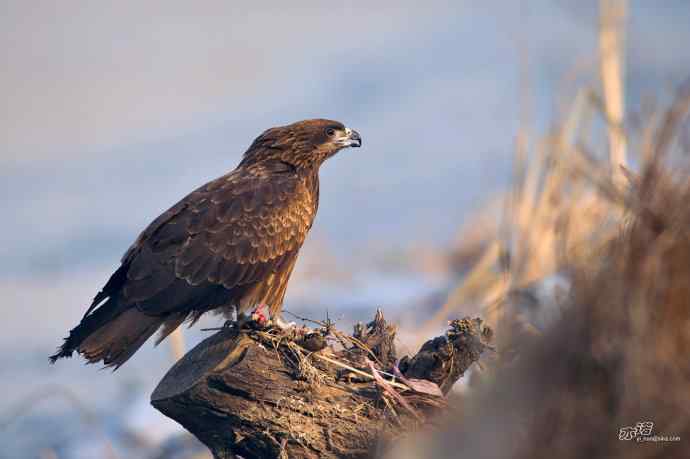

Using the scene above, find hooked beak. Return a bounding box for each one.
[338,127,362,148]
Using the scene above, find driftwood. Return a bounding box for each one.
[151,311,492,459]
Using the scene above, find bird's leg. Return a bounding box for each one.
[243,305,296,331]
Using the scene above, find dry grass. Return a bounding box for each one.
[419,85,630,351]
[418,0,634,351]
[394,23,690,459]
[391,76,690,458]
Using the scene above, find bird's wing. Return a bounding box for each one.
[117,162,316,314]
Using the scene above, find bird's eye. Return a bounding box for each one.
[325,127,336,137]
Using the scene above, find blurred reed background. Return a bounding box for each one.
[2,1,689,458]
[392,57,690,459]
[409,0,633,345]
[390,1,690,457]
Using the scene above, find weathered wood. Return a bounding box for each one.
[151,313,492,459]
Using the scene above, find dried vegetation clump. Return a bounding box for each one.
[395,81,690,459]
[151,311,492,458]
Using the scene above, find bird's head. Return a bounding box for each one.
[241,119,361,169]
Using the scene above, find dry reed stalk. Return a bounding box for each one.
[599,0,627,186]
[168,327,186,362]
[402,85,690,458]
[418,86,625,350]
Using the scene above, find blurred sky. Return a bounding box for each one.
[1,0,690,410]
[3,1,690,277]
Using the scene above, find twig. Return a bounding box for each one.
[286,310,384,365]
[311,353,411,392]
[367,359,423,422]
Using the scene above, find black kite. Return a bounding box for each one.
[50,119,361,368]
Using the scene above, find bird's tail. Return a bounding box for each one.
[50,298,165,369]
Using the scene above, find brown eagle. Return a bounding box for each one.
[50,119,361,369]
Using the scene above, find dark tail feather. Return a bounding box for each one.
[50,297,164,369]
[50,296,123,363]
[82,264,129,320]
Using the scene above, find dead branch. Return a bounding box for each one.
[151,312,492,459]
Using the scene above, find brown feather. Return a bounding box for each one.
[51,119,359,368]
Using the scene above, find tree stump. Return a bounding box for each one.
[151,312,492,459]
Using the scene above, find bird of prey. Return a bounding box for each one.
[50,119,361,369]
